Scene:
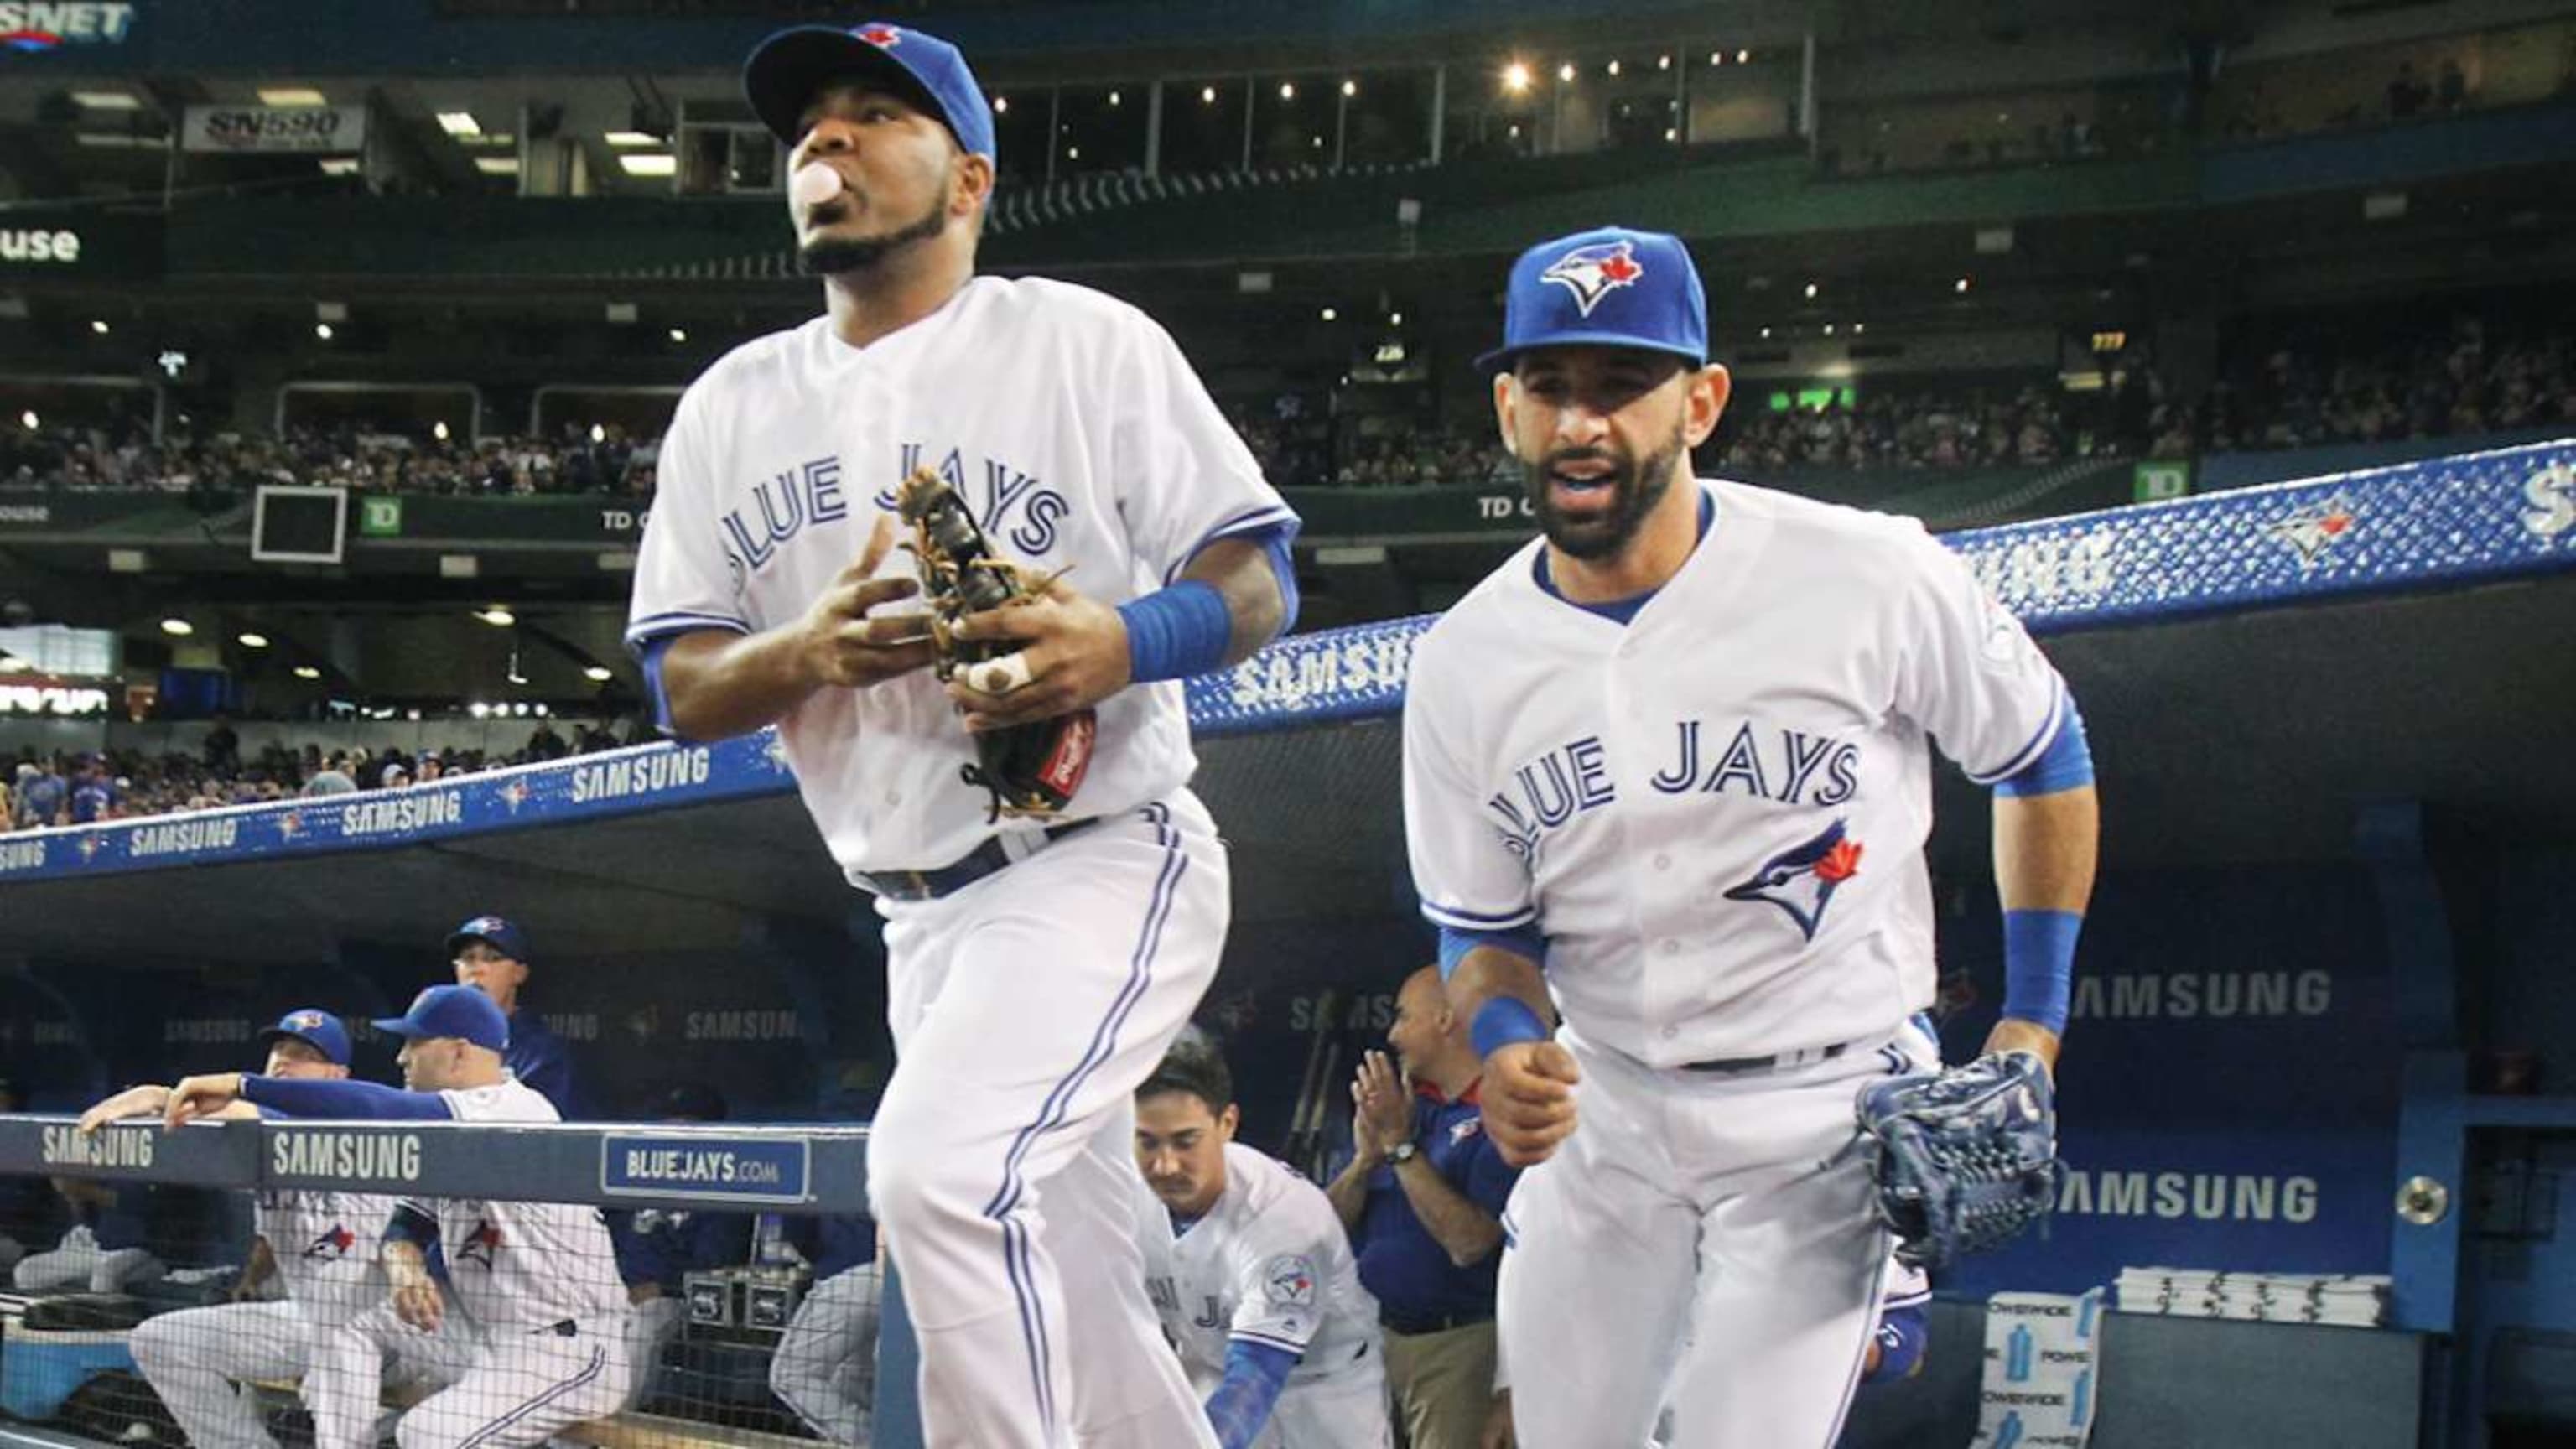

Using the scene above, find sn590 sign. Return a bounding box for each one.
[183,105,368,154]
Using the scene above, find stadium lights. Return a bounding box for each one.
[1202,86,1218,104]
[257,87,328,107]
[1853,322,1867,335]
[160,618,194,636]
[469,701,491,718]
[18,411,35,430]
[1607,60,1622,76]
[1342,80,1358,97]
[1665,127,1679,143]
[1804,281,1820,299]
[319,158,361,176]
[1658,55,1671,70]
[589,423,605,443]
[1759,326,1772,339]
[237,632,270,648]
[618,153,678,177]
[583,665,614,683]
[293,666,323,681]
[314,323,334,340]
[1320,306,1338,321]
[1557,63,1576,82]
[604,130,659,147]
[513,703,532,717]
[667,327,688,343]
[1278,81,1296,101]
[433,421,450,441]
[1502,63,1532,93]
[1709,51,1723,65]
[475,607,516,627]
[436,112,480,137]
[474,157,519,175]
[70,91,142,111]
[1955,276,1973,293]
[1389,311,1404,325]
[1109,91,1121,106]
[534,704,550,718]
[994,96,1010,114]
[1823,324,1836,336]
[1737,49,1752,63]
[90,319,109,335]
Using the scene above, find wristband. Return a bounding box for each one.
[1117,579,1233,683]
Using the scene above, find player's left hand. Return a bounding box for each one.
[161,1073,245,1130]
[944,577,1133,731]
[1355,1051,1414,1151]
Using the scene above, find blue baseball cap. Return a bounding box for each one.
[1478,226,1710,375]
[371,985,510,1054]
[446,915,529,966]
[744,22,995,160]
[259,1008,351,1067]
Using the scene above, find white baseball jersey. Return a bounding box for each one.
[1405,480,2067,1067]
[1137,1143,1381,1389]
[255,1189,393,1324]
[407,1080,628,1329]
[625,277,1296,875]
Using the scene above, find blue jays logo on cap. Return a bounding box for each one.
[1723,818,1866,942]
[1540,241,1646,318]
[261,1007,352,1067]
[1478,225,1708,374]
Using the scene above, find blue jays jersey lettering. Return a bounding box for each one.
[414,1078,628,1328]
[1404,480,2067,1067]
[626,275,1293,875]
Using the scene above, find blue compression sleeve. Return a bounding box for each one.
[1470,998,1550,1061]
[1995,699,2094,797]
[2002,910,2080,1034]
[1862,1306,1929,1384]
[1257,527,1301,637]
[1437,923,1547,979]
[241,1077,454,1120]
[1204,1338,1298,1449]
[1119,580,1233,683]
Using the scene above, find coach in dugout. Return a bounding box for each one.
[442,915,577,1114]
[76,1010,395,1449]
[159,985,632,1449]
[1325,967,1517,1449]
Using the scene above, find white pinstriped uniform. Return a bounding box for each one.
[626,275,1293,1449]
[1404,481,2065,1447]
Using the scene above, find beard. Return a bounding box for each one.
[1520,426,1686,562]
[797,193,950,278]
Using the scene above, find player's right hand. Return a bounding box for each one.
[1482,1041,1581,1166]
[797,514,937,690]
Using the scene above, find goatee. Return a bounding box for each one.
[1522,428,1685,562]
[798,199,949,278]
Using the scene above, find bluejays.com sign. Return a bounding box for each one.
[0,3,138,51]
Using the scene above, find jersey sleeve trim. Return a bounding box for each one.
[623,612,753,652]
[1421,898,1539,932]
[1961,672,2068,785]
[1162,506,1304,584]
[1228,1329,1313,1358]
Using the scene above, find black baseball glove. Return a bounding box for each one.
[896,467,1097,821]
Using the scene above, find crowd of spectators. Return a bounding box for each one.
[2,417,660,500]
[3,718,646,831]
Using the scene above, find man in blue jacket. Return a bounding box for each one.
[444,916,576,1114]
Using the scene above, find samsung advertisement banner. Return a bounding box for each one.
[1933,863,2399,1297]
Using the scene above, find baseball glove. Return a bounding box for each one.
[896,466,1097,821]
[1854,1052,2062,1270]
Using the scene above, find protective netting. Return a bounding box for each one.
[0,1143,879,1449]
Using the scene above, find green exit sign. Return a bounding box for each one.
[2133,460,2190,503]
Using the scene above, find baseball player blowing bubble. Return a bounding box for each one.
[623,19,1299,1449]
[1404,226,2100,1446]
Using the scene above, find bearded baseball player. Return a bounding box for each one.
[76,1010,392,1449]
[623,21,1296,1448]
[1405,226,2098,1446]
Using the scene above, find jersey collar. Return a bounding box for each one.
[1530,485,1716,625]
